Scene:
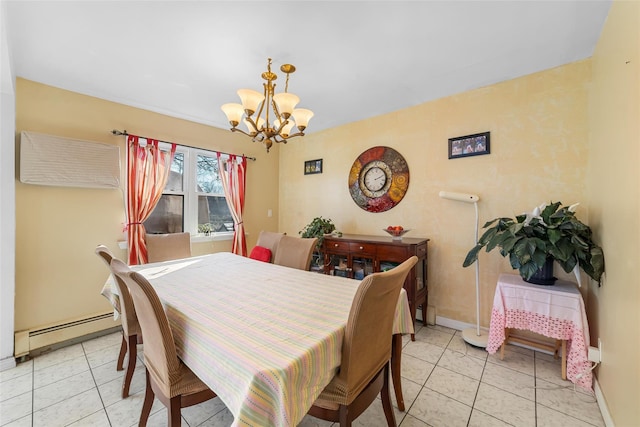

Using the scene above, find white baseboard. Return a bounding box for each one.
[594,377,614,427]
[0,356,16,372]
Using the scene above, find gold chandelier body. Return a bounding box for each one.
[221,58,314,153]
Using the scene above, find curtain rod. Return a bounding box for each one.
[110,129,256,161]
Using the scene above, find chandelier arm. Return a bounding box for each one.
[253,83,269,128]
[230,128,255,138]
[272,117,290,136]
[282,131,305,140]
[274,131,305,144]
[243,116,260,135]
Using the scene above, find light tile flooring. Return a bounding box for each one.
[0,323,605,427]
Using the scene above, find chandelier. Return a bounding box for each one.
[221,58,314,153]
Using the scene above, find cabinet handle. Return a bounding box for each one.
[334,243,339,247]
[359,246,363,250]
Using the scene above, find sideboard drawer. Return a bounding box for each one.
[326,240,350,253]
[377,245,410,261]
[349,242,377,256]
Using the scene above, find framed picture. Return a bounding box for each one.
[448,131,490,159]
[304,159,323,175]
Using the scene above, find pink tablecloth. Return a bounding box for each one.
[487,274,592,391]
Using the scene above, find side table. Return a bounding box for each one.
[487,273,593,391]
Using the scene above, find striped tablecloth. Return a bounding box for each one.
[101,252,414,426]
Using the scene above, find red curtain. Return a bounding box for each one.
[217,153,247,256]
[126,135,176,265]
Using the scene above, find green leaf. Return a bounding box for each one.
[518,261,540,280]
[463,244,483,267]
[547,228,562,245]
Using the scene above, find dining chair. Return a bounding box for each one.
[110,258,217,427]
[308,256,419,427]
[145,232,191,263]
[272,235,318,270]
[251,230,285,263]
[95,245,140,398]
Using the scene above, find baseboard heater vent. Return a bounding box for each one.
[15,312,119,357]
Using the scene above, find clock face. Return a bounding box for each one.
[364,167,386,191]
[348,147,410,213]
[360,161,392,198]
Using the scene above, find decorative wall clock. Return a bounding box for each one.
[348,146,410,213]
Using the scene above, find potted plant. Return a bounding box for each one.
[299,216,337,268]
[198,223,212,236]
[463,201,605,285]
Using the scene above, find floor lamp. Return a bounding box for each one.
[439,191,488,348]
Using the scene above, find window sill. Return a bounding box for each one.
[192,232,234,243]
[117,232,234,250]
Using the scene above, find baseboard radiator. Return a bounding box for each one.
[14,312,119,357]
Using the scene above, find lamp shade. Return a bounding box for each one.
[221,103,244,126]
[275,119,296,137]
[244,117,265,134]
[237,89,264,115]
[273,93,300,117]
[292,108,314,130]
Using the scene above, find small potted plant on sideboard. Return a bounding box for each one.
[299,216,337,271]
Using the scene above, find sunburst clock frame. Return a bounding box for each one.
[348,146,410,213]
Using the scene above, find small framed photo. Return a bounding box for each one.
[448,132,490,159]
[304,159,323,175]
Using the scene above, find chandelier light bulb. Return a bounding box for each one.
[221,103,244,127]
[292,108,314,130]
[273,93,300,118]
[237,89,264,116]
[275,119,296,138]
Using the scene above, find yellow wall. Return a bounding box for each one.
[14,79,279,331]
[587,1,639,425]
[280,60,592,328]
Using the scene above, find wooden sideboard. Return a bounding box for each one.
[322,234,429,340]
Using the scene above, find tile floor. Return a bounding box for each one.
[0,323,605,427]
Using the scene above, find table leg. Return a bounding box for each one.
[500,328,510,360]
[391,334,405,411]
[561,340,567,380]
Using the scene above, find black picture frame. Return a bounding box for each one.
[448,132,490,159]
[304,159,323,175]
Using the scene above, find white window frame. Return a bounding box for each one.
[157,143,233,242]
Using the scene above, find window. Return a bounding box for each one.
[144,146,233,237]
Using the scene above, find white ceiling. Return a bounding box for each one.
[4,1,611,134]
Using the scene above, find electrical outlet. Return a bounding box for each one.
[588,338,602,363]
[599,338,602,362]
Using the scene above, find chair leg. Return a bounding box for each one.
[338,405,352,427]
[121,334,137,398]
[381,364,397,427]
[139,370,154,427]
[168,396,182,427]
[391,334,405,411]
[116,333,127,371]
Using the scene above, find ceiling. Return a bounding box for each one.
[4,1,612,134]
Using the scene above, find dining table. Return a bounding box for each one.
[100,251,414,427]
